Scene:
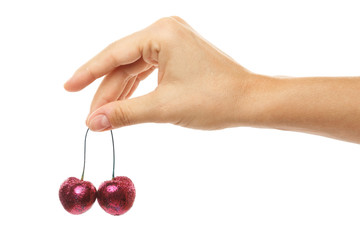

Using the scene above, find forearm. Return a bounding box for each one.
[243,74,360,143]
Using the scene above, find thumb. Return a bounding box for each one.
[86,93,161,131]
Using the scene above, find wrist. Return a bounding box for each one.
[234,72,282,128]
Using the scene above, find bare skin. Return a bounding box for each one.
[64,17,360,144]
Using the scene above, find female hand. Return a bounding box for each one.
[64,16,256,131]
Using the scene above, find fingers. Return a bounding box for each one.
[64,16,186,93]
[89,57,152,113]
[64,32,145,92]
[64,17,188,131]
[86,92,163,131]
[87,66,158,131]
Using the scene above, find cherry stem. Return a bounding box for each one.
[110,130,115,179]
[81,128,116,181]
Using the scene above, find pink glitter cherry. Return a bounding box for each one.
[97,130,136,216]
[59,128,96,215]
[97,176,136,216]
[59,177,96,214]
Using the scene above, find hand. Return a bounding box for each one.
[64,16,255,131]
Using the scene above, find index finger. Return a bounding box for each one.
[64,32,144,92]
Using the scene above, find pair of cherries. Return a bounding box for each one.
[59,176,135,215]
[59,129,136,216]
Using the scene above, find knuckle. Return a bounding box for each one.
[156,17,177,26]
[104,42,119,68]
[107,52,119,69]
[85,66,97,81]
[153,17,180,41]
[112,104,132,127]
[142,39,160,65]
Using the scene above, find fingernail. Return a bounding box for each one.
[89,114,111,131]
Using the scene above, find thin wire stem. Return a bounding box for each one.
[80,128,116,181]
[81,128,90,181]
[110,130,115,179]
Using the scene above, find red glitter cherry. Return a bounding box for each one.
[97,176,136,216]
[59,177,96,215]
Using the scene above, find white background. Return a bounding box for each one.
[0,0,359,239]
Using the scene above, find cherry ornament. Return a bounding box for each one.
[59,128,96,215]
[98,176,136,216]
[59,177,96,214]
[97,130,136,216]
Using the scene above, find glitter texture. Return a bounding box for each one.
[97,176,136,216]
[59,177,97,215]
